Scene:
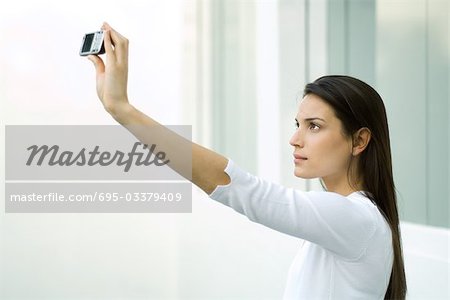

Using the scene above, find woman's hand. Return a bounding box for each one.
[87,22,130,117]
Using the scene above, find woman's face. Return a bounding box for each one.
[289,94,353,181]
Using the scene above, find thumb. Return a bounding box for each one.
[87,55,105,74]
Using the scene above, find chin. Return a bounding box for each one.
[294,169,315,179]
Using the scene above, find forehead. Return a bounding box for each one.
[296,93,335,120]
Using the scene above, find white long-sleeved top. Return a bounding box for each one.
[208,159,393,300]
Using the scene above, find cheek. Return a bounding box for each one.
[311,134,351,167]
[329,137,352,167]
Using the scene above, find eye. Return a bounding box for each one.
[294,120,299,129]
[309,122,320,131]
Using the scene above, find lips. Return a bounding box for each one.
[293,154,308,160]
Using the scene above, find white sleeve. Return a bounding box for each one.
[208,159,378,260]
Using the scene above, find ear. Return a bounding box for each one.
[352,127,371,156]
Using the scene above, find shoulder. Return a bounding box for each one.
[297,190,388,259]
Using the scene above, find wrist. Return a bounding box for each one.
[106,101,135,124]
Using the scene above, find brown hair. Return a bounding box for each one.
[304,75,407,299]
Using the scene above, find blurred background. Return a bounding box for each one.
[1,0,448,299]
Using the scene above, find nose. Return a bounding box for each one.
[289,127,304,148]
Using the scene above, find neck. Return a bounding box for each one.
[321,178,361,196]
[321,163,363,196]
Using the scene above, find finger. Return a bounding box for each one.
[102,22,126,40]
[87,55,105,75]
[103,29,115,59]
[101,21,111,31]
[102,22,128,61]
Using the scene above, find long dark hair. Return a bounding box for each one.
[304,75,407,299]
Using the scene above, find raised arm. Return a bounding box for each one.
[87,22,229,194]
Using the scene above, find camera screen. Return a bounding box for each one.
[82,34,95,52]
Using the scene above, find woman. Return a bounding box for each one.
[87,22,407,299]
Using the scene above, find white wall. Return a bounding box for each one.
[401,222,450,299]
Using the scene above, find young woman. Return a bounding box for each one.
[87,22,407,299]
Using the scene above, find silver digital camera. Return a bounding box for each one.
[79,31,105,56]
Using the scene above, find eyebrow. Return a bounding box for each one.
[295,117,326,122]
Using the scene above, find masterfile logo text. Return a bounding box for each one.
[4,125,192,213]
